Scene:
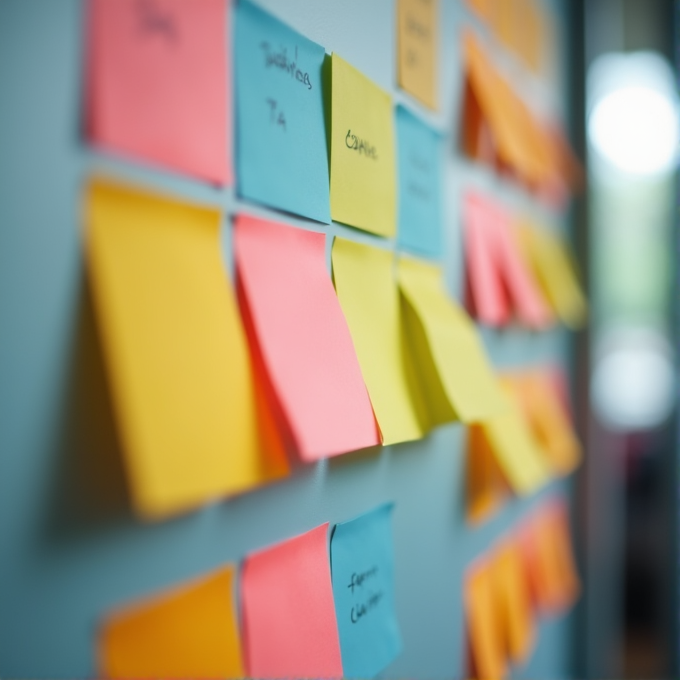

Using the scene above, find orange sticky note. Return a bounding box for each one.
[87,0,231,184]
[466,559,507,680]
[233,215,380,461]
[241,523,343,678]
[86,180,288,519]
[100,565,243,678]
[493,539,535,666]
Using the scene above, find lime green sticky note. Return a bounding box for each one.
[330,54,397,237]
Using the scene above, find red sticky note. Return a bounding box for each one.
[87,0,231,184]
[241,523,343,679]
[234,215,380,461]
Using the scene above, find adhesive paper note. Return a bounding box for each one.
[517,223,587,329]
[241,523,343,678]
[330,504,401,678]
[234,0,330,222]
[477,384,550,496]
[330,54,397,237]
[332,238,424,445]
[234,215,379,460]
[85,179,289,519]
[466,426,509,525]
[398,257,504,424]
[87,0,230,184]
[493,539,535,665]
[396,107,444,257]
[397,0,438,109]
[466,559,507,680]
[100,565,243,678]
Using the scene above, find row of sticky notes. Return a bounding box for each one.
[86,179,507,518]
[465,497,580,679]
[87,0,444,255]
[100,504,400,679]
[463,191,586,329]
[460,31,581,201]
[467,366,581,524]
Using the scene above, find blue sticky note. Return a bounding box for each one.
[396,106,444,257]
[235,0,330,223]
[330,503,401,678]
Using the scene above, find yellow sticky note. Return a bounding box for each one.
[332,238,424,445]
[493,539,535,666]
[330,54,397,237]
[398,257,505,424]
[86,179,289,519]
[478,384,550,496]
[466,559,507,680]
[517,224,587,330]
[397,0,438,109]
[100,565,243,679]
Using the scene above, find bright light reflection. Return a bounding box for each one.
[588,85,679,174]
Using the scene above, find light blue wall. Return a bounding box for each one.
[0,0,575,677]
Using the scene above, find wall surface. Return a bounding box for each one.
[0,0,575,677]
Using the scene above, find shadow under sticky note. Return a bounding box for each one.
[396,106,444,258]
[233,214,379,461]
[241,523,343,679]
[234,0,330,222]
[332,238,424,445]
[396,0,438,109]
[85,179,288,519]
[87,0,230,184]
[330,503,402,678]
[398,256,504,423]
[99,565,243,679]
[330,54,396,237]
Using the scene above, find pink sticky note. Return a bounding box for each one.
[87,0,231,184]
[234,215,380,461]
[463,192,510,326]
[241,523,343,679]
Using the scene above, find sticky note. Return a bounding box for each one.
[85,179,289,519]
[241,523,343,678]
[330,504,402,678]
[398,257,504,424]
[466,559,507,680]
[330,54,397,237]
[396,0,438,109]
[396,107,444,257]
[100,565,243,678]
[87,0,230,184]
[493,539,535,665]
[476,384,550,496]
[234,215,379,461]
[234,1,330,222]
[332,238,424,445]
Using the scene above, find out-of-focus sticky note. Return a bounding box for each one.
[466,559,507,680]
[87,0,230,184]
[100,565,243,678]
[234,1,330,222]
[398,257,504,423]
[477,384,550,496]
[513,371,581,476]
[396,0,438,109]
[332,238,424,445]
[330,504,401,678]
[466,425,509,525]
[241,523,343,678]
[330,54,397,237]
[517,223,587,329]
[85,179,289,519]
[396,107,444,257]
[493,539,535,665]
[234,215,379,461]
